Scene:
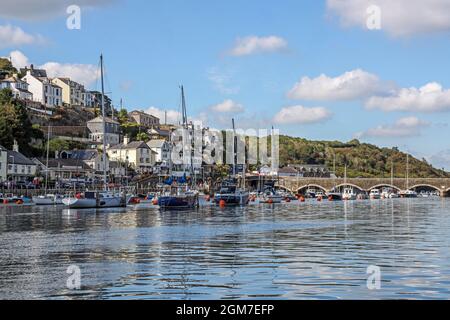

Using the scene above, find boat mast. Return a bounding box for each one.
[45,124,51,193]
[406,153,410,189]
[180,85,194,182]
[232,118,236,177]
[100,54,108,191]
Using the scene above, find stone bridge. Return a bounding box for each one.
[275,177,450,197]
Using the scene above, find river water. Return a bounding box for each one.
[0,198,449,300]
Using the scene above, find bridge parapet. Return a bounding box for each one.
[277,177,450,196]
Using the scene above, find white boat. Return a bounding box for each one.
[389,192,399,199]
[342,188,357,201]
[370,189,381,200]
[260,183,283,204]
[33,194,64,205]
[63,191,125,209]
[400,190,418,198]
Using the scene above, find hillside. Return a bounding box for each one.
[279,136,449,178]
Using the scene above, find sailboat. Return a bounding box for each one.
[62,54,126,209]
[158,86,199,210]
[214,118,250,206]
[33,126,64,205]
[399,154,417,198]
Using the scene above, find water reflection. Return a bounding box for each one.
[0,199,449,299]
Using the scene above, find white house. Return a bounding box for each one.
[87,116,121,147]
[21,66,62,108]
[107,138,156,174]
[1,141,37,183]
[147,139,171,165]
[0,74,32,100]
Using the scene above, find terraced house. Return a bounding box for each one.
[51,77,86,106]
[107,137,156,174]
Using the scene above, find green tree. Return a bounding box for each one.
[48,139,70,154]
[0,58,17,74]
[136,132,149,142]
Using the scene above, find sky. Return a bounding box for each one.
[1,0,450,170]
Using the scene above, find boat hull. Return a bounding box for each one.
[158,195,199,210]
[214,193,250,206]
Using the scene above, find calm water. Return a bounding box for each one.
[1,199,450,300]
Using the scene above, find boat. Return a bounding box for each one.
[400,190,418,198]
[33,194,64,205]
[305,188,316,198]
[389,192,399,199]
[342,187,357,201]
[128,193,155,205]
[327,192,342,201]
[158,186,199,210]
[215,179,250,206]
[62,55,125,209]
[260,182,283,204]
[62,191,126,208]
[315,191,325,199]
[370,189,381,199]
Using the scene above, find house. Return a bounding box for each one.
[51,78,86,106]
[88,91,112,113]
[107,137,156,174]
[129,110,160,128]
[87,116,121,146]
[147,139,171,165]
[21,65,62,107]
[0,74,32,100]
[60,149,109,174]
[1,141,37,182]
[278,166,299,177]
[33,158,94,181]
[148,127,171,140]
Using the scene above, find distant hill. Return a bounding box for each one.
[279,136,449,178]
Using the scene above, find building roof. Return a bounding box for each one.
[147,139,167,149]
[88,116,120,125]
[130,110,159,118]
[278,167,299,174]
[37,158,92,170]
[6,151,35,165]
[109,141,151,150]
[68,150,100,161]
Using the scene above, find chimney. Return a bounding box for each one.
[13,140,19,153]
[123,136,129,146]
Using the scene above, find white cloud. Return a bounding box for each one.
[229,36,288,56]
[355,116,430,138]
[366,82,450,113]
[327,0,450,37]
[288,69,385,101]
[430,149,450,171]
[209,99,244,114]
[6,51,100,87]
[40,62,99,87]
[0,0,115,21]
[9,50,30,69]
[273,105,332,125]
[145,106,182,125]
[0,25,45,49]
[207,67,239,95]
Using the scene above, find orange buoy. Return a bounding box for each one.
[267,199,274,204]
[219,200,226,208]
[16,200,24,205]
[317,196,322,202]
[3,199,9,204]
[300,196,306,202]
[328,196,333,201]
[152,198,158,205]
[205,195,211,202]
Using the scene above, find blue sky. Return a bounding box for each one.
[1,0,450,169]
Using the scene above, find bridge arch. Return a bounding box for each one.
[368,184,402,192]
[330,183,365,192]
[274,185,293,193]
[408,184,441,192]
[296,184,328,194]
